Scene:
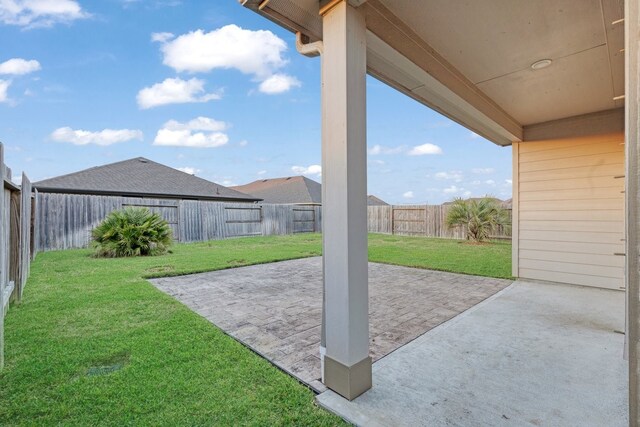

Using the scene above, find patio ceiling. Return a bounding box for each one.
[241,0,624,146]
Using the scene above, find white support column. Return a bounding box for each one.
[320,0,371,400]
[626,0,640,424]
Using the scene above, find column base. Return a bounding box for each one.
[323,355,372,400]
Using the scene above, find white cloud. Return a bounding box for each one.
[151,31,174,43]
[403,191,414,199]
[50,127,143,146]
[408,143,443,156]
[0,0,90,28]
[154,130,228,148]
[443,185,463,195]
[368,144,405,155]
[292,164,321,177]
[153,117,229,148]
[0,58,41,75]
[471,167,495,174]
[160,25,287,76]
[469,132,481,139]
[0,80,10,103]
[158,25,299,94]
[137,77,221,109]
[239,140,248,147]
[485,179,496,186]
[505,179,513,186]
[258,73,301,94]
[257,170,267,175]
[163,116,227,132]
[176,166,200,175]
[434,171,464,182]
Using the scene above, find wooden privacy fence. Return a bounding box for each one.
[35,192,323,252]
[368,204,512,239]
[35,194,512,252]
[0,144,34,370]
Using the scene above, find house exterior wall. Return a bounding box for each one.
[513,133,624,290]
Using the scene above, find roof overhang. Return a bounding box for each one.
[241,0,625,146]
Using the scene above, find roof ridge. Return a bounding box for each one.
[32,157,260,201]
[33,157,151,185]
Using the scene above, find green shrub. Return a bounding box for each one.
[445,197,511,242]
[92,207,172,257]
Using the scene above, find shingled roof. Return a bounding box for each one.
[367,195,389,206]
[231,176,321,205]
[33,157,260,202]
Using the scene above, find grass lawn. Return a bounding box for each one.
[0,233,511,425]
[368,234,512,279]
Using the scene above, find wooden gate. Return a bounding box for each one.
[392,206,426,235]
[293,207,316,233]
[224,205,262,237]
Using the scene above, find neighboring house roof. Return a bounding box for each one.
[33,157,260,202]
[231,176,322,204]
[367,195,389,206]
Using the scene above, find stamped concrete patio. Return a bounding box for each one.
[151,257,511,391]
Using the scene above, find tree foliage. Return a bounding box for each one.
[445,197,511,242]
[92,207,172,257]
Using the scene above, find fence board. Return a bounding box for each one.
[9,191,19,298]
[0,146,32,370]
[0,145,4,370]
[19,174,31,300]
[368,205,392,233]
[32,189,39,260]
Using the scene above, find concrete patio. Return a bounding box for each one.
[317,280,627,426]
[150,257,511,392]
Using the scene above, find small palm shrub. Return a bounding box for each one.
[92,207,172,257]
[446,197,511,242]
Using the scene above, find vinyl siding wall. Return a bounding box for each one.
[513,133,624,290]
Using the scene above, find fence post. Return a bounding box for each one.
[0,144,5,370]
[18,173,31,300]
[9,191,19,299]
[390,205,395,235]
[423,205,428,237]
[32,189,38,259]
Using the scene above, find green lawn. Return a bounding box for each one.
[0,233,511,426]
[368,234,512,279]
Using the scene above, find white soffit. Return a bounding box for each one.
[367,32,519,146]
[379,0,606,84]
[478,45,616,125]
[378,0,624,126]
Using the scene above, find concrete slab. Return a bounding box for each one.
[317,281,628,426]
[150,257,511,393]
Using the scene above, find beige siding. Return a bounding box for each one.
[515,133,624,290]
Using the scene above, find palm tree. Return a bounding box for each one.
[445,197,511,242]
[92,207,173,257]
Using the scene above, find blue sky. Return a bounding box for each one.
[0,0,512,204]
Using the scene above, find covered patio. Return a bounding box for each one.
[151,258,511,392]
[241,0,639,424]
[318,280,627,426]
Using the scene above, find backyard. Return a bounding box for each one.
[0,234,511,425]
